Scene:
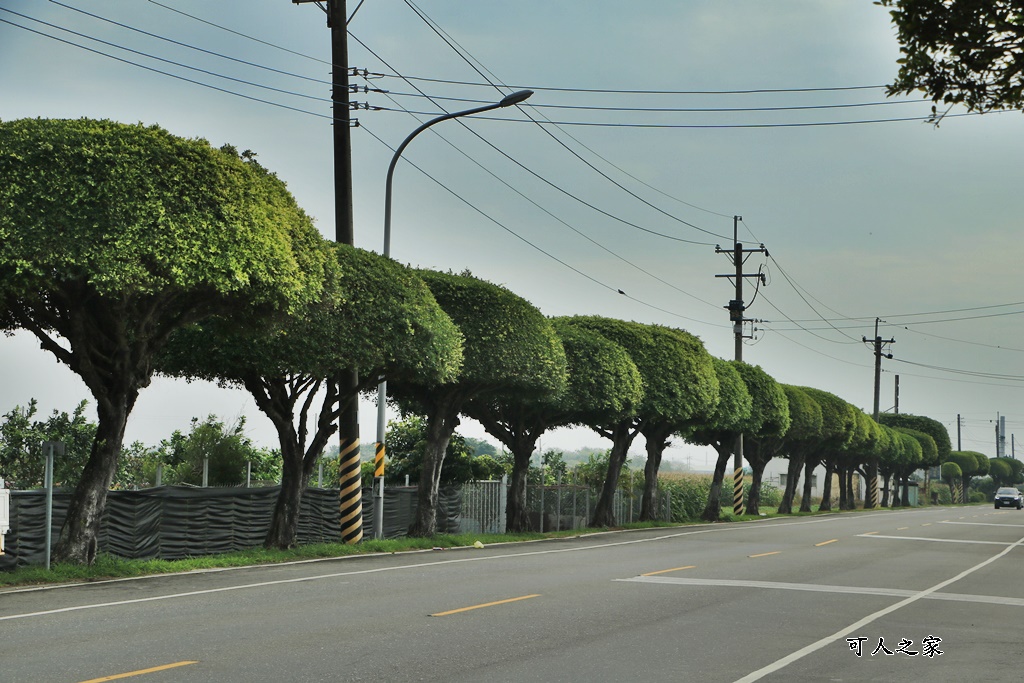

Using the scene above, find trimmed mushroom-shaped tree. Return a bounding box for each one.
[831,411,880,511]
[463,317,642,532]
[731,363,790,516]
[158,245,463,548]
[891,429,925,506]
[561,318,717,527]
[683,359,753,522]
[946,451,986,503]
[776,386,823,515]
[793,388,857,513]
[0,118,330,563]
[636,327,718,522]
[941,461,963,502]
[388,270,567,537]
[892,427,936,506]
[876,424,904,507]
[879,413,951,501]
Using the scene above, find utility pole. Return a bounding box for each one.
[957,414,962,451]
[715,216,767,517]
[293,0,363,544]
[863,318,894,509]
[893,375,899,414]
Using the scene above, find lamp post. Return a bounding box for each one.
[372,89,534,539]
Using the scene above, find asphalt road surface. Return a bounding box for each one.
[3,505,1023,682]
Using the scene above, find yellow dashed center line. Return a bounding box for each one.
[815,539,838,547]
[922,523,932,526]
[897,527,909,530]
[749,551,781,558]
[863,531,879,536]
[78,661,199,683]
[430,594,541,617]
[642,565,696,576]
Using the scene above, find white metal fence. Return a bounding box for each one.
[460,478,673,534]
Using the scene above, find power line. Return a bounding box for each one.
[0,14,333,121]
[382,91,930,114]
[349,32,723,246]
[358,121,719,326]
[376,106,1000,128]
[146,0,331,65]
[368,79,723,314]
[374,72,890,95]
[392,1,732,242]
[49,0,330,85]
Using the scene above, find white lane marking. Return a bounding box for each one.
[858,533,1015,546]
[941,521,1024,528]
[730,531,1024,682]
[622,575,1024,607]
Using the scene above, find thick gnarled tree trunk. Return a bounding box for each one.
[53,396,133,564]
[701,442,733,522]
[408,396,461,538]
[590,422,639,528]
[639,423,673,522]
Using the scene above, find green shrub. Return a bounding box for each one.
[929,482,952,505]
[968,490,986,504]
[658,473,712,522]
[747,481,782,508]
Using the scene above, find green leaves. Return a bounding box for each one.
[879,0,1024,113]
[0,118,328,311]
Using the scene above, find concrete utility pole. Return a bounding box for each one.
[293,0,363,543]
[863,318,894,509]
[715,216,767,516]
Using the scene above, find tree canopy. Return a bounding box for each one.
[0,118,330,563]
[159,245,463,548]
[879,0,1024,114]
[389,270,567,536]
[464,316,642,531]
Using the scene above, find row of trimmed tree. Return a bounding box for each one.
[0,118,955,564]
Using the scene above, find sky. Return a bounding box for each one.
[1,0,1022,470]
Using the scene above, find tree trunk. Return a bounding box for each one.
[266,442,310,549]
[408,398,460,537]
[590,422,638,528]
[900,476,910,507]
[251,375,340,550]
[53,390,134,564]
[777,456,803,515]
[701,443,732,522]
[846,469,858,510]
[881,473,891,507]
[800,459,815,512]
[505,432,540,533]
[746,457,767,516]
[819,462,835,512]
[506,455,531,532]
[639,424,672,521]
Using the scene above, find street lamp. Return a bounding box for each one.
[372,89,534,539]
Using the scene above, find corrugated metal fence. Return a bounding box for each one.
[3,480,671,567]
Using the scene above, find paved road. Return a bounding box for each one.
[3,505,1023,682]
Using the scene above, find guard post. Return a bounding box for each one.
[0,476,9,556]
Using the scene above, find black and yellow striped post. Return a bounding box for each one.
[338,431,363,544]
[732,467,745,517]
[372,440,385,539]
[866,461,879,509]
[374,441,385,478]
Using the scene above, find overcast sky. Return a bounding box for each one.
[1,1,1021,468]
